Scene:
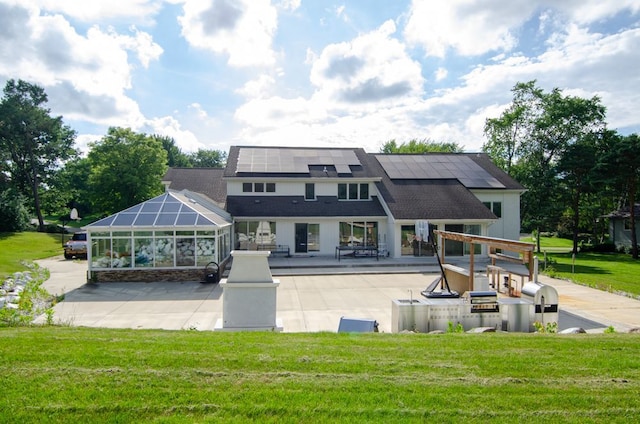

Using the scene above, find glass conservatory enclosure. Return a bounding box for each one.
[87,191,232,271]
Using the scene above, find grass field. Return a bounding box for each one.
[1,327,639,422]
[520,235,574,251]
[518,236,640,297]
[0,232,63,278]
[543,252,640,297]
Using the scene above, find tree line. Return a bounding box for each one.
[0,79,226,233]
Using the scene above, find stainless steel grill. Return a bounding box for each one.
[463,291,499,313]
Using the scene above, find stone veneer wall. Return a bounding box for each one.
[89,257,231,283]
[91,268,205,283]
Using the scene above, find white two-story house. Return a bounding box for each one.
[216,146,524,258]
[83,145,524,282]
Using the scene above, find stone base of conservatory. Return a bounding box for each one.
[89,268,206,283]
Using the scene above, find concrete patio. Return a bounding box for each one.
[36,254,640,333]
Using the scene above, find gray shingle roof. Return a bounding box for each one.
[162,168,227,207]
[375,180,497,220]
[226,195,387,218]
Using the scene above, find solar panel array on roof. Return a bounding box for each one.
[375,155,505,188]
[236,147,360,174]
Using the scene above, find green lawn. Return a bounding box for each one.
[520,235,573,251]
[518,236,640,297]
[543,252,640,297]
[1,327,639,423]
[0,232,63,278]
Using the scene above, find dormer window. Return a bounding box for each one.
[338,183,369,200]
[305,183,315,200]
[242,182,277,193]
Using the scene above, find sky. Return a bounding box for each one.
[1,0,639,155]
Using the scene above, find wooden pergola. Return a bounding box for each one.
[433,230,535,293]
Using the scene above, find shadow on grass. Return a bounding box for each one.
[552,263,611,275]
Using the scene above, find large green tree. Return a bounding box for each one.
[153,135,192,168]
[380,138,463,153]
[187,148,227,167]
[599,133,640,259]
[0,79,77,231]
[87,127,167,214]
[155,135,227,168]
[556,133,601,253]
[483,81,607,247]
[41,156,92,218]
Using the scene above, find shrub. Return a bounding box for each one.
[534,321,558,333]
[0,189,30,232]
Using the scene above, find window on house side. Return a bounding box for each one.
[266,183,276,192]
[348,183,358,200]
[254,183,264,192]
[338,183,347,200]
[493,202,502,218]
[483,201,502,218]
[360,183,369,200]
[305,183,315,200]
[242,183,252,192]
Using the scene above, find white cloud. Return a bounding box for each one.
[403,0,640,58]
[435,67,448,81]
[146,115,204,152]
[551,0,640,24]
[235,75,276,98]
[233,20,427,152]
[17,0,163,24]
[309,20,423,106]
[404,0,534,57]
[0,3,162,129]
[334,5,349,23]
[278,0,300,12]
[178,0,278,67]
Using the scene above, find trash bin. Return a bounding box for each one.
[204,261,219,284]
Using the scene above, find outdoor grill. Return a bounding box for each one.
[463,291,499,313]
[521,282,559,324]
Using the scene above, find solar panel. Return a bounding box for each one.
[236,147,361,174]
[375,155,505,188]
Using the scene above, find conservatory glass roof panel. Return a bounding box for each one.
[134,213,157,226]
[112,213,136,226]
[155,213,178,226]
[176,213,198,226]
[86,192,231,229]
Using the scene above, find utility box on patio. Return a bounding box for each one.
[215,250,283,331]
